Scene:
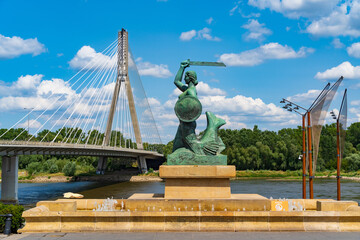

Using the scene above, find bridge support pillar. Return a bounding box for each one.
[96,156,107,175]
[1,156,18,204]
[138,156,147,173]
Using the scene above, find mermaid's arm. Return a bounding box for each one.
[174,61,189,92]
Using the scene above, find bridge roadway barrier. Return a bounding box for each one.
[0,140,164,203]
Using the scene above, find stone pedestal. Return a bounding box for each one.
[159,165,236,199]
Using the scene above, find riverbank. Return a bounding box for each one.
[3,169,360,183]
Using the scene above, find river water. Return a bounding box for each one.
[13,178,360,207]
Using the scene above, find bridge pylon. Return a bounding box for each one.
[96,29,147,174]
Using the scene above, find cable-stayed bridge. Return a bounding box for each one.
[0,29,164,203]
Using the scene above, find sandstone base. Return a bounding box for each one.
[159,165,236,199]
[19,198,360,233]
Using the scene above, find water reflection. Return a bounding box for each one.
[12,178,360,208]
[80,179,360,203]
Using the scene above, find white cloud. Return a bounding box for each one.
[0,74,43,96]
[242,19,272,42]
[18,119,42,129]
[0,34,46,59]
[197,82,226,96]
[0,75,78,111]
[351,100,360,106]
[315,61,360,80]
[287,89,322,105]
[229,3,239,16]
[171,81,226,97]
[69,46,116,70]
[70,46,172,78]
[147,97,161,106]
[197,28,221,41]
[147,80,302,142]
[179,28,220,41]
[206,17,214,24]
[347,42,360,58]
[136,61,172,78]
[219,42,314,66]
[350,107,360,122]
[179,30,197,41]
[306,1,360,37]
[332,38,345,49]
[248,0,339,19]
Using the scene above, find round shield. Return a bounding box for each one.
[174,95,202,122]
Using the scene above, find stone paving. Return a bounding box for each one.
[2,232,360,240]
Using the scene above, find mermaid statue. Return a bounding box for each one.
[167,60,227,165]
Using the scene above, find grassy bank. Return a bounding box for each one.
[235,170,360,179]
[1,169,359,183]
[139,169,360,180]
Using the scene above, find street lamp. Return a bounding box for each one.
[280,98,308,199]
[23,108,34,134]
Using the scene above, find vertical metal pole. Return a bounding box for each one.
[336,119,341,201]
[302,114,307,199]
[307,113,314,199]
[103,31,123,146]
[103,29,143,150]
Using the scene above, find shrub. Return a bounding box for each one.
[49,164,59,173]
[148,168,154,173]
[43,158,57,173]
[26,162,43,176]
[56,159,69,172]
[63,162,76,176]
[0,203,24,233]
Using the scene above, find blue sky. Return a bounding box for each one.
[1,0,360,143]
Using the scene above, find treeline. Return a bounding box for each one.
[218,123,360,172]
[0,127,164,177]
[1,122,360,174]
[0,155,138,177]
[0,128,164,153]
[161,123,360,172]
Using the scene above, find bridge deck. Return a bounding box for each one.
[0,140,163,159]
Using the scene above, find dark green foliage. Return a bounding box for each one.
[63,162,76,176]
[107,157,135,171]
[342,153,360,172]
[26,162,43,176]
[49,164,59,173]
[0,203,24,233]
[218,122,360,172]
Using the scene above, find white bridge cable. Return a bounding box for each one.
[74,50,118,145]
[57,43,118,143]
[4,36,162,155]
[85,64,117,146]
[1,39,118,140]
[38,43,118,143]
[127,47,162,147]
[46,46,116,143]
[52,62,113,144]
[13,40,118,142]
[93,79,116,146]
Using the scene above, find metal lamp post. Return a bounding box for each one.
[23,107,34,134]
[280,99,308,199]
[330,88,347,201]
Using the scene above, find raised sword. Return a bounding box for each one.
[188,59,226,67]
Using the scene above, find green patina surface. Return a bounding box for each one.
[167,148,227,165]
[168,60,227,165]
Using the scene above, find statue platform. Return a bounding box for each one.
[159,165,235,199]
